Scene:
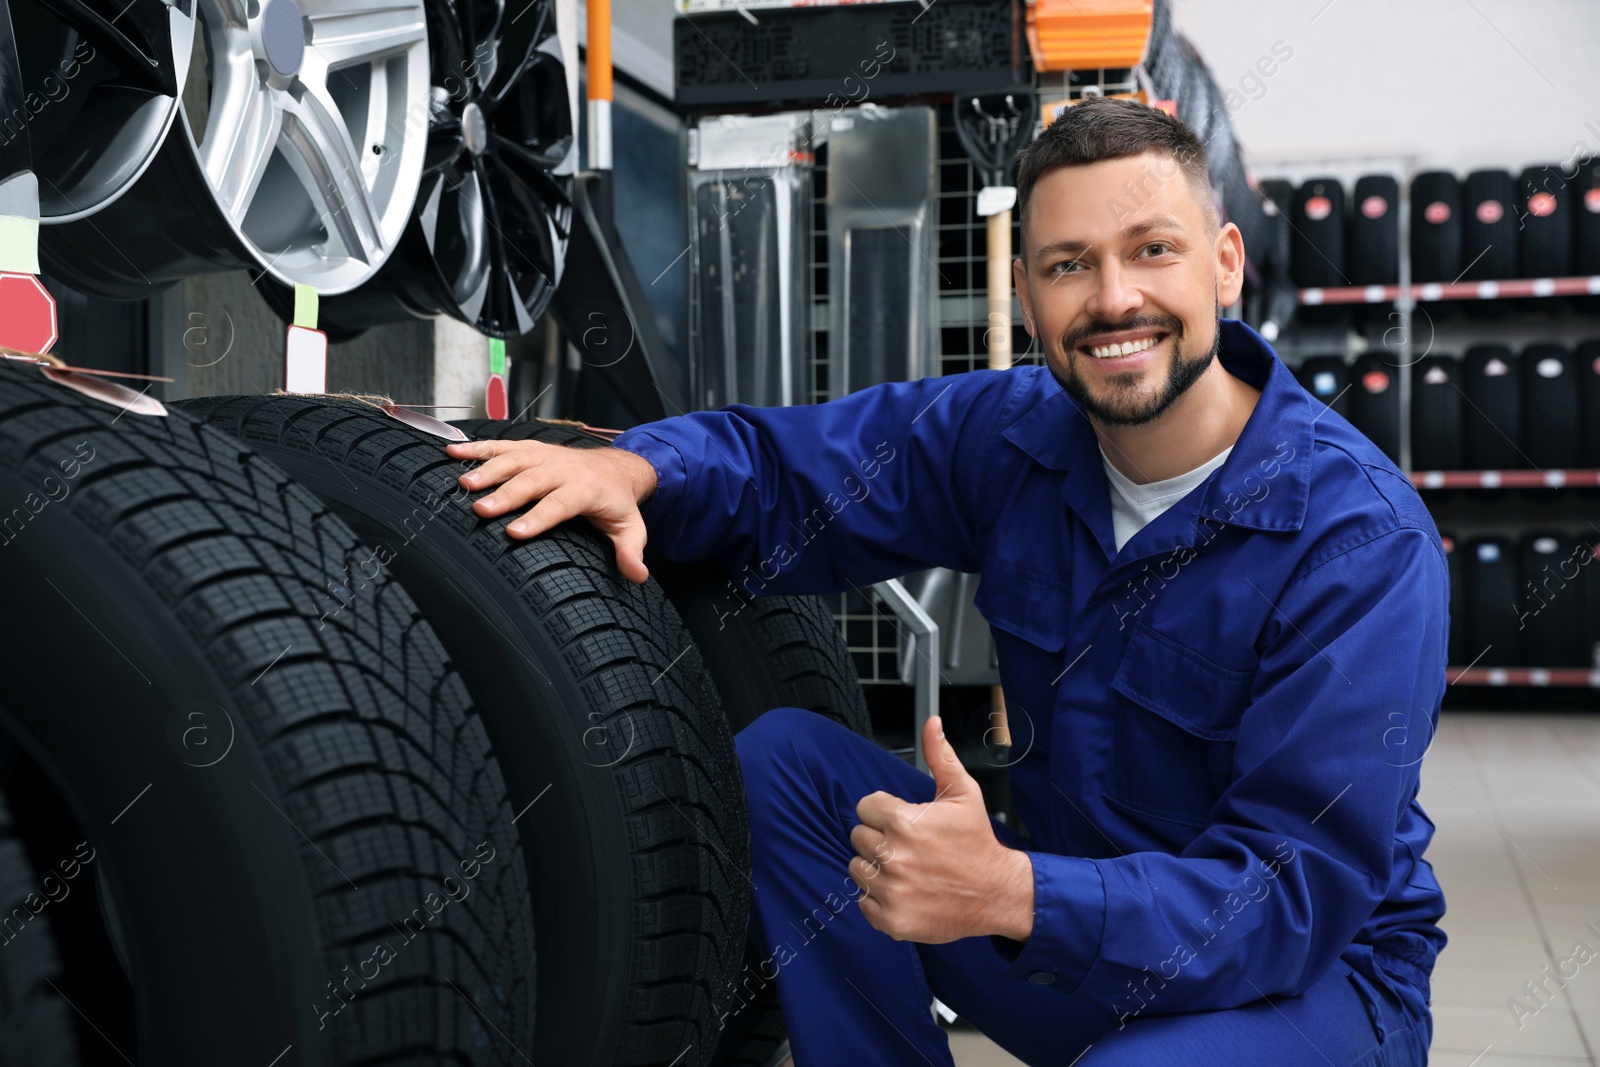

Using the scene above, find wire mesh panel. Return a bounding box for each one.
[808,101,1038,681]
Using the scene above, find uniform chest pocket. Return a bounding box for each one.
[1107,622,1254,835]
[974,563,1069,732]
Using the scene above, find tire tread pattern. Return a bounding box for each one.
[0,363,533,1063]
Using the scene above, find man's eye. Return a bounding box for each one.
[1143,243,1170,257]
[1049,260,1082,274]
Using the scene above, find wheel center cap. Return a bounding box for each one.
[263,0,307,78]
[462,102,488,157]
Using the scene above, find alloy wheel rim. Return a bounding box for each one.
[413,0,572,336]
[181,0,429,292]
[18,0,197,221]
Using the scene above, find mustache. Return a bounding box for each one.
[1062,315,1184,352]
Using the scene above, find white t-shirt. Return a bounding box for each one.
[1100,445,1234,553]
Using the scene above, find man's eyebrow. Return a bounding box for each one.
[1034,239,1090,260]
[1121,214,1186,240]
[1032,215,1188,261]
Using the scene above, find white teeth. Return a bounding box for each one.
[1088,335,1159,359]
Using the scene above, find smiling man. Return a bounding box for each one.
[447,96,1447,1065]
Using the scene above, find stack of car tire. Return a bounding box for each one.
[0,358,871,1065]
[5,0,881,1059]
[1283,163,1600,294]
[1443,531,1600,670]
[1295,341,1600,471]
[1286,167,1600,671]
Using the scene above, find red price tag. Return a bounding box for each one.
[0,273,57,354]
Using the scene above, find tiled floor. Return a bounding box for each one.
[945,712,1600,1066]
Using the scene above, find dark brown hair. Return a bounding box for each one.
[1015,95,1215,255]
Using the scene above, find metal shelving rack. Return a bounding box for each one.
[1269,162,1600,687]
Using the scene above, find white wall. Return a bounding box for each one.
[1172,0,1600,185]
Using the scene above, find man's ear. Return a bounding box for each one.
[1012,256,1035,336]
[1214,222,1246,307]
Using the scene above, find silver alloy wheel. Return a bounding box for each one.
[257,0,574,338]
[14,0,196,222]
[180,0,428,291]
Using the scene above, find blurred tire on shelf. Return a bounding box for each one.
[1411,170,1462,284]
[0,359,535,1063]
[1463,345,1523,470]
[1578,339,1600,467]
[1462,169,1518,281]
[1349,352,1400,465]
[1295,354,1351,422]
[1411,353,1463,471]
[1290,177,1345,288]
[451,416,875,1067]
[1347,174,1399,286]
[1439,532,1466,667]
[1516,165,1572,279]
[1574,158,1600,276]
[178,395,749,1067]
[1516,532,1586,667]
[1520,343,1579,469]
[1582,535,1600,670]
[1463,536,1519,667]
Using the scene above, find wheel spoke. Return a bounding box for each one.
[32,0,176,93]
[279,85,384,262]
[484,0,549,107]
[473,169,519,333]
[424,113,466,172]
[440,168,492,319]
[200,70,283,222]
[302,0,426,72]
[491,133,571,210]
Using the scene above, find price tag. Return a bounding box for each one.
[486,337,508,420]
[0,271,56,354]
[285,284,327,393]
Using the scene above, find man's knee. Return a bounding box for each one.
[735,707,938,824]
[732,710,857,844]
[734,706,837,767]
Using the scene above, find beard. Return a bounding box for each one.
[1050,310,1222,426]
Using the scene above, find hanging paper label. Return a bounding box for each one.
[285,284,326,393]
[486,337,508,420]
[0,217,40,275]
[285,326,328,393]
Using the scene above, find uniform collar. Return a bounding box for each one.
[1001,319,1312,536]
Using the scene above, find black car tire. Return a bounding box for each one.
[0,360,535,1064]
[177,395,749,1067]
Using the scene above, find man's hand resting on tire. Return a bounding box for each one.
[445,439,659,585]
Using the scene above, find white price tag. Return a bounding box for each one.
[285,324,328,394]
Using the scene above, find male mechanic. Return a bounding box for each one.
[448,96,1446,1065]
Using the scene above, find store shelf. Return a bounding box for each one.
[1449,667,1600,688]
[1412,469,1600,489]
[1299,275,1600,306]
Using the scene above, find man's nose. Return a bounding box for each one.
[1086,260,1143,322]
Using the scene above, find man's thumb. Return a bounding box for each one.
[925,716,977,798]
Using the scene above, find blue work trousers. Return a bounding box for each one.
[731,707,1434,1066]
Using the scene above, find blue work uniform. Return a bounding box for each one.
[613,320,1446,1065]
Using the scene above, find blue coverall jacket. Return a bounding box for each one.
[613,318,1448,1032]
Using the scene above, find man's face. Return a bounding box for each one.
[1014,152,1245,426]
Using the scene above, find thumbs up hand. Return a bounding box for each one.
[848,716,1035,945]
